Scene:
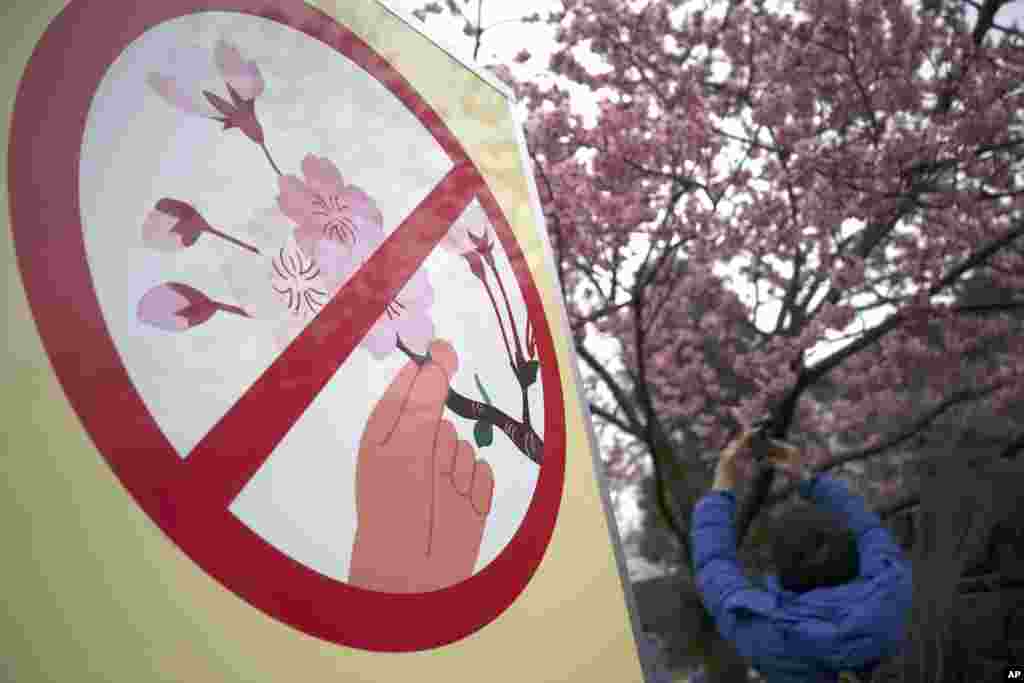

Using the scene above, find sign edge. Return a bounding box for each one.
[508,99,653,683]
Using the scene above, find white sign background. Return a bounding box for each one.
[78,11,543,582]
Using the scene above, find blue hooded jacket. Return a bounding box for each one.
[691,475,913,683]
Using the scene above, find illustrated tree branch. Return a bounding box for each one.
[397,338,543,465]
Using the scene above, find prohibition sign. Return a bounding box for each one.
[8,0,566,652]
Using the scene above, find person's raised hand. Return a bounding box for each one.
[714,429,756,491]
[347,340,494,593]
[714,429,807,491]
[763,437,810,482]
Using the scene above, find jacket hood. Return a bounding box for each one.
[764,569,911,670]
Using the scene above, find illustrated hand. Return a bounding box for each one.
[348,340,495,593]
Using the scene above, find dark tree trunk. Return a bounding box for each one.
[686,587,750,683]
[878,458,1024,682]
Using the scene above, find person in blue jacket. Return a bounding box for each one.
[691,430,913,682]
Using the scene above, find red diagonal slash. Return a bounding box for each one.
[185,162,482,509]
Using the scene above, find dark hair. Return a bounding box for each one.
[771,505,859,593]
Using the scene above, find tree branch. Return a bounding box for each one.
[575,341,645,433]
[397,340,543,465]
[802,218,1024,388]
[877,491,919,518]
[767,383,1005,505]
[999,430,1024,459]
[875,428,1024,517]
[590,403,639,436]
[952,300,1024,315]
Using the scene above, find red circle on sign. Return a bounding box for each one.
[9,0,565,652]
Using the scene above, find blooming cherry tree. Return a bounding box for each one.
[414,0,1024,677]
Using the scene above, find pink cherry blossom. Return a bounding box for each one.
[220,224,433,359]
[277,155,384,256]
[141,202,191,252]
[141,198,260,254]
[312,232,435,359]
[441,221,489,256]
[137,282,193,331]
[270,240,330,318]
[146,73,217,117]
[137,282,248,332]
[221,233,332,350]
[147,40,265,144]
[359,266,435,360]
[213,39,264,101]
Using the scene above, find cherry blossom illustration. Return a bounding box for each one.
[360,266,435,360]
[131,33,544,592]
[270,238,330,318]
[277,154,385,263]
[438,219,541,435]
[137,281,249,331]
[220,233,334,350]
[147,39,281,174]
[142,198,260,254]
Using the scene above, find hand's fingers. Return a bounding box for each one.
[362,358,421,446]
[725,429,754,459]
[451,439,476,495]
[769,439,800,460]
[389,340,458,440]
[470,460,494,517]
[766,452,801,477]
[363,340,458,446]
[426,339,459,378]
[435,419,458,475]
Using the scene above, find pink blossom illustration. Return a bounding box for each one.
[134,39,545,479]
[213,40,265,101]
[141,198,260,254]
[440,220,534,383]
[441,221,490,258]
[312,237,365,294]
[311,236,436,359]
[147,39,268,149]
[270,239,329,317]
[137,282,248,331]
[277,154,384,258]
[146,73,216,117]
[222,233,333,350]
[361,266,435,360]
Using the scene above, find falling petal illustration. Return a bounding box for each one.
[142,198,260,254]
[147,40,267,146]
[137,282,248,332]
[146,72,214,117]
[214,39,265,101]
